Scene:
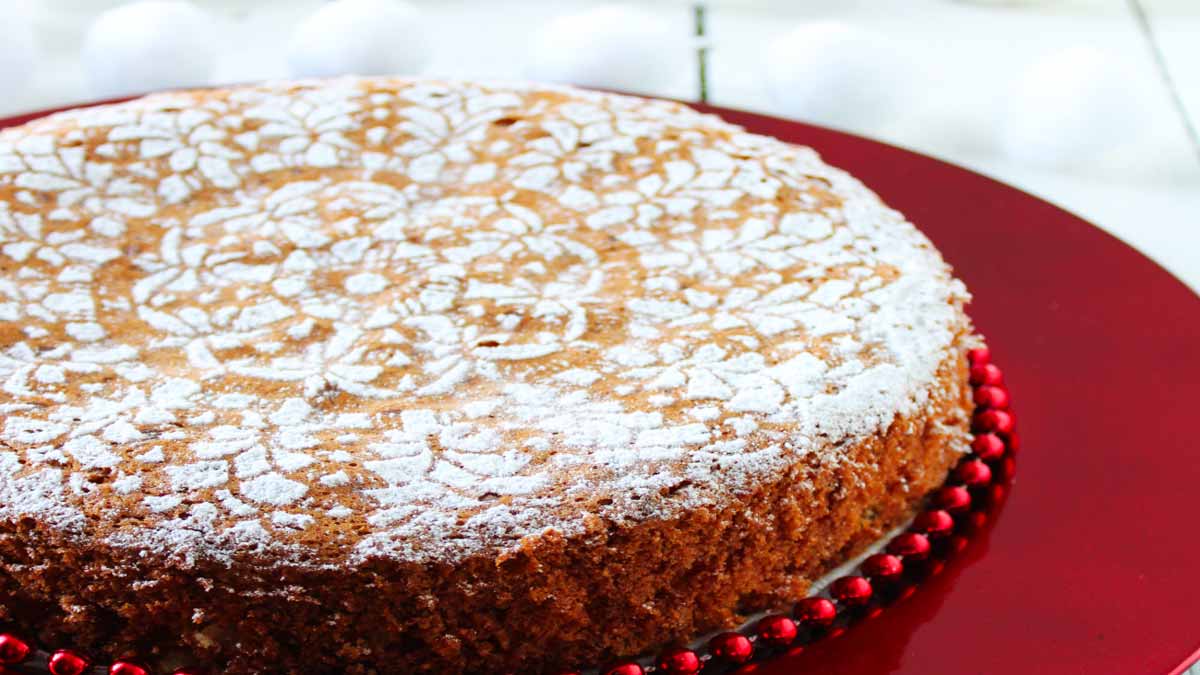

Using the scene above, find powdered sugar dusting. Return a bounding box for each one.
[0,77,969,566]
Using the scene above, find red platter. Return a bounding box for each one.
[693,104,1200,675]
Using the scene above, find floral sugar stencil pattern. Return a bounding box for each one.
[0,79,966,563]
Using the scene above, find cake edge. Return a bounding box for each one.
[0,332,976,674]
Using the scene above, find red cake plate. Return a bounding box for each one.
[0,97,1197,675]
[689,104,1200,675]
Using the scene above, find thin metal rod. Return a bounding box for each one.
[694,3,710,104]
[1128,0,1200,168]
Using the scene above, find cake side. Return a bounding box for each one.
[0,343,973,674]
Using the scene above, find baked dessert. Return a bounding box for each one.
[0,78,976,674]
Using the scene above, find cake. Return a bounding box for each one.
[0,78,977,674]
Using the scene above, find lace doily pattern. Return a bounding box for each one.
[0,78,968,564]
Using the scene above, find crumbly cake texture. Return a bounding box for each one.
[0,78,975,673]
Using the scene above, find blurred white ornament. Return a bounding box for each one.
[287,0,431,78]
[0,2,36,94]
[763,21,921,132]
[81,0,217,98]
[82,1,217,98]
[526,5,689,94]
[998,47,1157,171]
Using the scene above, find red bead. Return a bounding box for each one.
[0,634,31,665]
[959,510,988,535]
[1007,431,1022,454]
[967,347,990,366]
[946,534,969,555]
[973,409,1015,435]
[708,631,753,664]
[755,614,798,647]
[996,455,1017,482]
[170,670,206,675]
[887,532,931,560]
[924,559,946,577]
[932,485,972,513]
[602,662,643,675]
[912,509,955,538]
[955,459,994,487]
[830,575,873,608]
[656,647,702,675]
[973,385,1010,409]
[48,650,91,675]
[793,596,837,629]
[111,662,151,675]
[987,482,1010,507]
[971,433,1006,460]
[969,363,1004,386]
[861,553,904,583]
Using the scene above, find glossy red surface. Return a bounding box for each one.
[691,104,1200,675]
[2,98,1198,675]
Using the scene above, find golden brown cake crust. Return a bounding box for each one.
[0,77,976,673]
[0,347,971,674]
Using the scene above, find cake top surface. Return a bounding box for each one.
[0,78,968,566]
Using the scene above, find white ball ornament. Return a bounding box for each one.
[526,5,689,93]
[0,3,36,94]
[287,0,431,78]
[82,1,218,98]
[763,22,919,132]
[997,47,1156,171]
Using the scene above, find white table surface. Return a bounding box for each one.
[7,0,1200,294]
[3,2,1199,672]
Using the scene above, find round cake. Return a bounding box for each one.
[0,78,976,674]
